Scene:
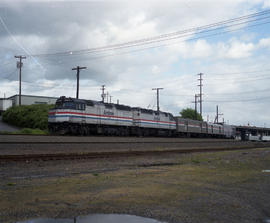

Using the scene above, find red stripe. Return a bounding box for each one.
[134,118,176,125]
[49,111,133,120]
[50,111,176,124]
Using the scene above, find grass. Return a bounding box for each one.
[0,128,48,135]
[191,159,200,164]
[1,148,270,223]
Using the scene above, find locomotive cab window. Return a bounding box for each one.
[169,114,174,121]
[64,102,76,109]
[55,101,76,109]
[76,103,85,110]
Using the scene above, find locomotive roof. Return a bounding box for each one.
[133,107,173,116]
[58,96,132,111]
[58,96,172,114]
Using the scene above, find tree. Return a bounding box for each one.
[180,108,203,121]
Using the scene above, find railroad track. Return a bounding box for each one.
[0,140,242,145]
[1,144,269,162]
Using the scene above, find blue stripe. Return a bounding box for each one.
[136,121,175,127]
[49,115,176,126]
[49,115,133,123]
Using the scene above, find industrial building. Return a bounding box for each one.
[0,94,58,114]
[0,98,12,115]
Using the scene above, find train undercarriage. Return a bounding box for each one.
[48,122,175,137]
[48,122,224,138]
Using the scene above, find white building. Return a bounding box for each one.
[0,98,13,114]
[8,94,58,106]
[0,94,58,114]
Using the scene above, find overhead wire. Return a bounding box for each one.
[0,69,17,79]
[206,68,270,76]
[0,14,46,71]
[26,11,270,71]
[1,59,14,67]
[30,10,270,58]
[205,87,270,96]
[1,9,270,107]
[205,96,270,103]
[34,19,270,67]
[206,75,270,84]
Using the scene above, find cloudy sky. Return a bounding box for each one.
[1,0,270,127]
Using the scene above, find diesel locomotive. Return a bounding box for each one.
[48,96,236,138]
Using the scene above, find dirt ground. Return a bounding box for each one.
[0,148,270,223]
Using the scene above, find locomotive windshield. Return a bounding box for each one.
[55,98,85,110]
[55,101,76,109]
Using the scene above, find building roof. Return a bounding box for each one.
[0,98,12,100]
[7,94,58,100]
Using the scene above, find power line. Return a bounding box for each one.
[206,72,270,81]
[206,75,270,84]
[0,15,31,57]
[205,87,270,96]
[29,18,270,66]
[0,15,45,71]
[1,60,14,67]
[29,10,270,58]
[207,68,270,76]
[0,69,17,79]
[205,96,270,103]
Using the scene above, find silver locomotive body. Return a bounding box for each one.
[49,97,133,135]
[48,96,176,135]
[49,96,235,138]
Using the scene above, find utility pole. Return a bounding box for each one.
[72,66,87,99]
[192,94,199,120]
[14,55,26,106]
[152,88,163,112]
[194,94,198,120]
[106,91,109,103]
[101,85,106,102]
[197,73,203,117]
[215,105,223,123]
[216,105,219,123]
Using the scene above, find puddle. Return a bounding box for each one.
[262,170,270,173]
[17,214,167,223]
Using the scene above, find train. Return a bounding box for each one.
[246,133,270,141]
[48,96,236,138]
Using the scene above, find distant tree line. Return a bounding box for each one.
[179,108,203,121]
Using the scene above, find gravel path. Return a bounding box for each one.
[0,116,20,132]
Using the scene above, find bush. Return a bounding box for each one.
[2,104,54,130]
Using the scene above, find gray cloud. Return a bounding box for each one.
[0,0,270,126]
